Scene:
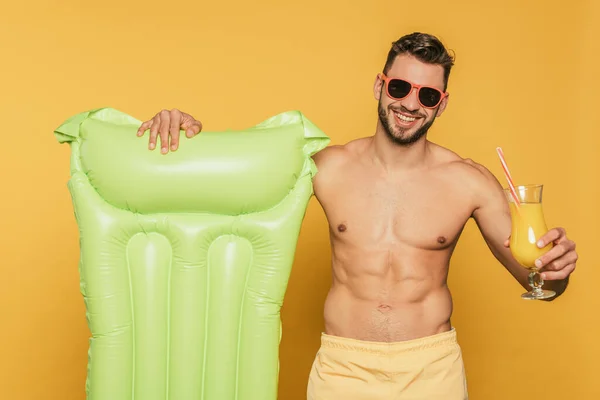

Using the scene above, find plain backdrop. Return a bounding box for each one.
[1,0,598,399]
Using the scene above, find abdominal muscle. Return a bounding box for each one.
[323,245,454,343]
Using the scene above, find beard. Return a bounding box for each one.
[378,99,437,146]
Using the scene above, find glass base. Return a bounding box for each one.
[521,289,556,300]
[521,271,556,300]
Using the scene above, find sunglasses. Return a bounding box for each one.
[380,74,448,109]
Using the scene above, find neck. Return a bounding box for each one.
[369,125,431,171]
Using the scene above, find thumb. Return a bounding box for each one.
[181,114,202,138]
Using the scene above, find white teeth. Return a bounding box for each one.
[395,112,416,122]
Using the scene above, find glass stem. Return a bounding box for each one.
[528,271,545,297]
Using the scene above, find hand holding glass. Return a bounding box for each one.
[505,184,556,300]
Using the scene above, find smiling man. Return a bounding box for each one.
[137,32,578,399]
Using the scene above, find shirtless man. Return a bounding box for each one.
[136,32,578,399]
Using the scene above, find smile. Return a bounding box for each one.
[393,111,420,127]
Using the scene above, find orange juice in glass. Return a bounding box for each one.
[504,184,555,300]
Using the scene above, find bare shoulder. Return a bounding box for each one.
[452,157,497,184]
[456,157,504,193]
[430,143,505,200]
[313,138,368,175]
[312,144,349,170]
[312,138,368,196]
[452,156,511,216]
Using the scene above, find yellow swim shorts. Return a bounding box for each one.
[307,328,468,399]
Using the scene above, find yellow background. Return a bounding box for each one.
[1,0,598,398]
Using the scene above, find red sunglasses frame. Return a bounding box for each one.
[380,73,448,109]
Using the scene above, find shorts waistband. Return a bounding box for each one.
[320,328,458,356]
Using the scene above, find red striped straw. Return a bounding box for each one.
[496,147,521,207]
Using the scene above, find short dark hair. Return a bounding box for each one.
[383,32,455,90]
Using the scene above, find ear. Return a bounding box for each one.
[373,74,384,101]
[436,92,450,117]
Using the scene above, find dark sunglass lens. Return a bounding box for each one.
[419,87,442,107]
[387,79,412,99]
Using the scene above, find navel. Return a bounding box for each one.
[337,224,347,232]
[437,236,447,244]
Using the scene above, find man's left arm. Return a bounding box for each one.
[468,162,577,299]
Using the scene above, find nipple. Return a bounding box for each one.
[338,224,347,232]
[437,236,447,244]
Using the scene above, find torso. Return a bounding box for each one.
[313,137,482,342]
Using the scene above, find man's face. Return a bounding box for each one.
[374,54,449,146]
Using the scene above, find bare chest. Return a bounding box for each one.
[318,170,474,250]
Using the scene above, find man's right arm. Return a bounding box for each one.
[311,145,347,204]
[137,109,203,154]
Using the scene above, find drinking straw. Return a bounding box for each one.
[496,147,521,207]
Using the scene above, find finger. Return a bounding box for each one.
[148,115,161,150]
[541,263,575,281]
[137,120,153,136]
[185,121,202,138]
[536,227,566,248]
[181,114,203,137]
[535,243,570,269]
[540,251,578,272]
[158,109,171,154]
[169,109,182,151]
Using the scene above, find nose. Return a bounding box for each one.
[400,87,421,112]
